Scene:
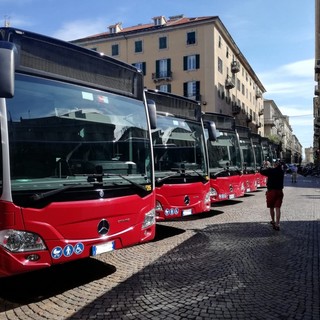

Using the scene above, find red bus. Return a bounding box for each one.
[251,133,267,188]
[145,90,216,220]
[0,28,157,277]
[202,113,245,203]
[236,126,258,193]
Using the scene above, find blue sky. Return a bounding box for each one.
[0,0,315,155]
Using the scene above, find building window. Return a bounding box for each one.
[155,59,171,78]
[218,83,225,99]
[218,57,223,74]
[183,81,200,100]
[218,36,222,48]
[242,84,245,95]
[159,36,167,49]
[186,31,196,45]
[135,40,143,53]
[226,46,229,58]
[132,62,146,75]
[237,79,241,91]
[183,54,200,71]
[111,44,119,56]
[156,84,171,93]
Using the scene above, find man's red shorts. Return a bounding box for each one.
[266,189,283,208]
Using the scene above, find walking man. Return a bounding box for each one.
[260,160,285,231]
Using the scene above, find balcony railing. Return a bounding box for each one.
[256,89,262,99]
[231,60,240,73]
[232,105,241,115]
[152,71,173,82]
[315,59,320,74]
[246,113,253,122]
[225,76,235,89]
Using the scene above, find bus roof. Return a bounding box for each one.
[0,27,144,99]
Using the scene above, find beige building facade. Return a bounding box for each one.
[72,14,304,161]
[264,99,302,163]
[72,15,265,135]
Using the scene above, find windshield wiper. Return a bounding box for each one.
[105,173,148,191]
[155,171,182,184]
[30,183,82,201]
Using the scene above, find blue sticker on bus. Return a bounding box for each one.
[51,246,63,259]
[74,242,84,255]
[63,244,74,257]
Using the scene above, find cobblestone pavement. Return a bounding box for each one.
[0,174,319,320]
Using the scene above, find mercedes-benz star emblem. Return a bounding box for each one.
[97,219,109,235]
[184,195,190,205]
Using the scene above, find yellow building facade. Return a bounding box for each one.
[72,15,265,134]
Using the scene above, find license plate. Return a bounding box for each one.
[246,188,251,192]
[92,241,115,256]
[229,194,235,199]
[182,209,192,216]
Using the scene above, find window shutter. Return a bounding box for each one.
[142,62,146,75]
[183,82,188,97]
[196,55,200,69]
[156,60,160,78]
[183,56,188,70]
[167,59,171,73]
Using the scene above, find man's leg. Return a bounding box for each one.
[274,207,281,230]
[270,207,275,224]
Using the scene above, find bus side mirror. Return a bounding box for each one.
[205,120,218,141]
[0,41,16,98]
[147,99,157,130]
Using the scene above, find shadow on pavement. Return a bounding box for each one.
[0,258,115,307]
[68,220,319,320]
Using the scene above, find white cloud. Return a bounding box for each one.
[259,59,315,150]
[260,59,314,98]
[52,19,108,41]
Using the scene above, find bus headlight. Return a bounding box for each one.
[210,187,218,197]
[0,229,46,252]
[155,200,163,211]
[205,191,211,204]
[142,209,155,229]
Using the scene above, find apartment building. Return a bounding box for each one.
[264,99,302,163]
[71,15,265,135]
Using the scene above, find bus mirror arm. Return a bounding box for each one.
[204,121,218,141]
[147,99,157,129]
[0,41,16,98]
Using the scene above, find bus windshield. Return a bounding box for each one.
[152,115,207,175]
[7,74,152,192]
[239,138,256,168]
[207,131,241,169]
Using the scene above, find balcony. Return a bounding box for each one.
[246,113,253,123]
[258,109,264,116]
[225,76,235,89]
[231,60,240,73]
[264,118,275,126]
[256,122,262,128]
[232,104,241,115]
[315,59,320,74]
[152,71,172,82]
[256,89,262,99]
